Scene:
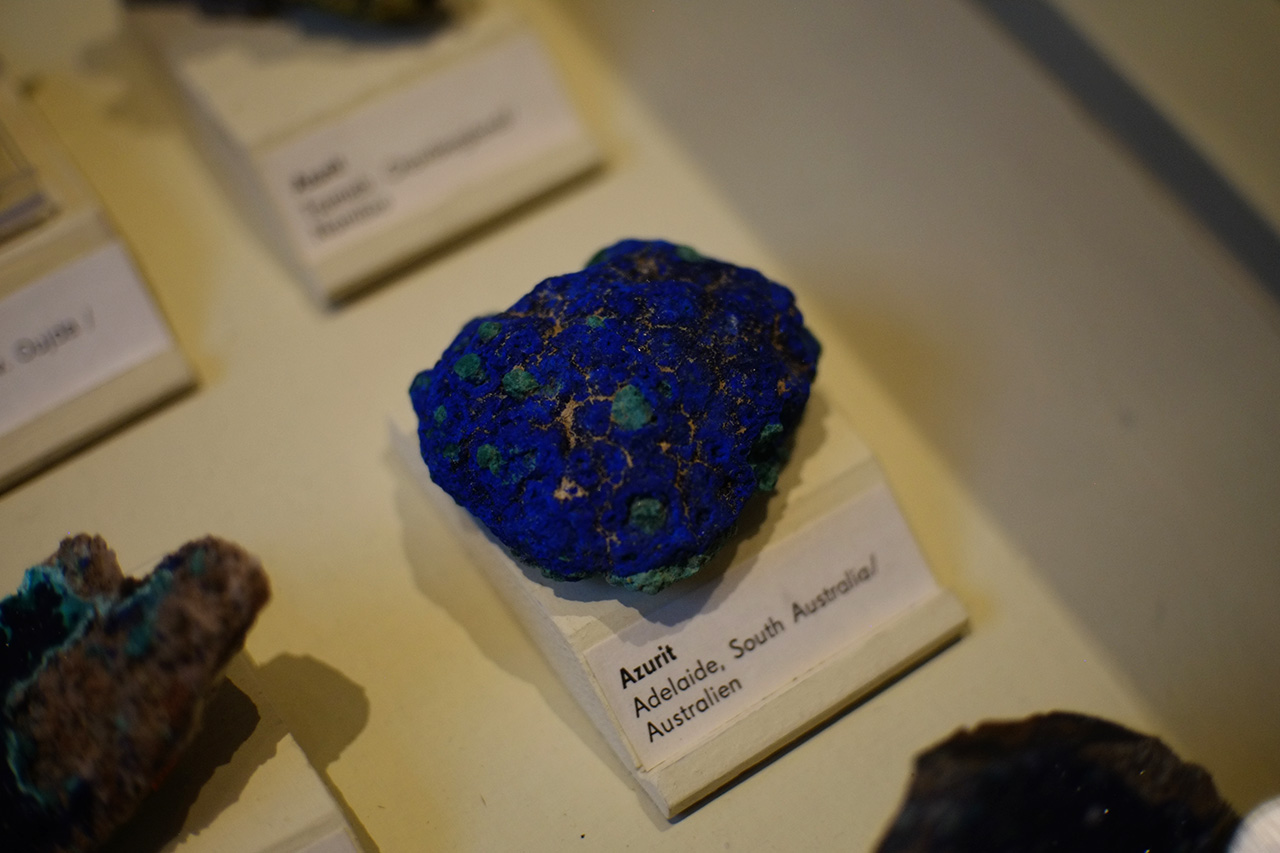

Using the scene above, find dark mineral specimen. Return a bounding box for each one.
[410,239,820,593]
[137,0,444,25]
[0,535,270,853]
[875,711,1241,853]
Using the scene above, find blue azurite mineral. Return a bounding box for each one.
[410,239,820,593]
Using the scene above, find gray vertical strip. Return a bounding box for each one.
[970,0,1280,302]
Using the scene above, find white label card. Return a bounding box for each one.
[583,482,940,770]
[260,33,586,261]
[0,242,174,435]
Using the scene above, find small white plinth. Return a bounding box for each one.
[0,81,193,493]
[103,654,362,853]
[131,2,602,304]
[393,380,967,816]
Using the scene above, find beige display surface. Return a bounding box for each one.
[0,0,1277,850]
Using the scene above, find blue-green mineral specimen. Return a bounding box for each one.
[410,239,820,593]
[0,535,270,853]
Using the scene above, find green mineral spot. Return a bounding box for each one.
[126,623,153,658]
[443,443,460,462]
[752,460,782,492]
[675,244,706,262]
[610,384,653,431]
[658,379,674,398]
[502,368,540,399]
[56,590,91,631]
[433,405,447,424]
[453,353,485,383]
[477,321,501,343]
[540,378,564,398]
[628,497,667,535]
[751,422,787,491]
[756,422,783,445]
[505,450,538,484]
[585,247,609,267]
[586,315,605,329]
[610,557,705,594]
[476,443,503,475]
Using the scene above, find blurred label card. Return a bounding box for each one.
[0,242,174,435]
[261,34,586,261]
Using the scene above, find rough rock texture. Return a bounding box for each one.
[0,535,270,853]
[410,239,820,593]
[875,712,1240,853]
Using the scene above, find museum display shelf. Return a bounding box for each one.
[0,0,1276,849]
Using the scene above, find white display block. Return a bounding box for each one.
[0,82,193,492]
[393,379,967,816]
[102,654,362,853]
[131,2,602,304]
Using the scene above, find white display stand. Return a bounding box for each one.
[393,378,968,816]
[0,82,193,492]
[103,654,362,853]
[131,2,602,304]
